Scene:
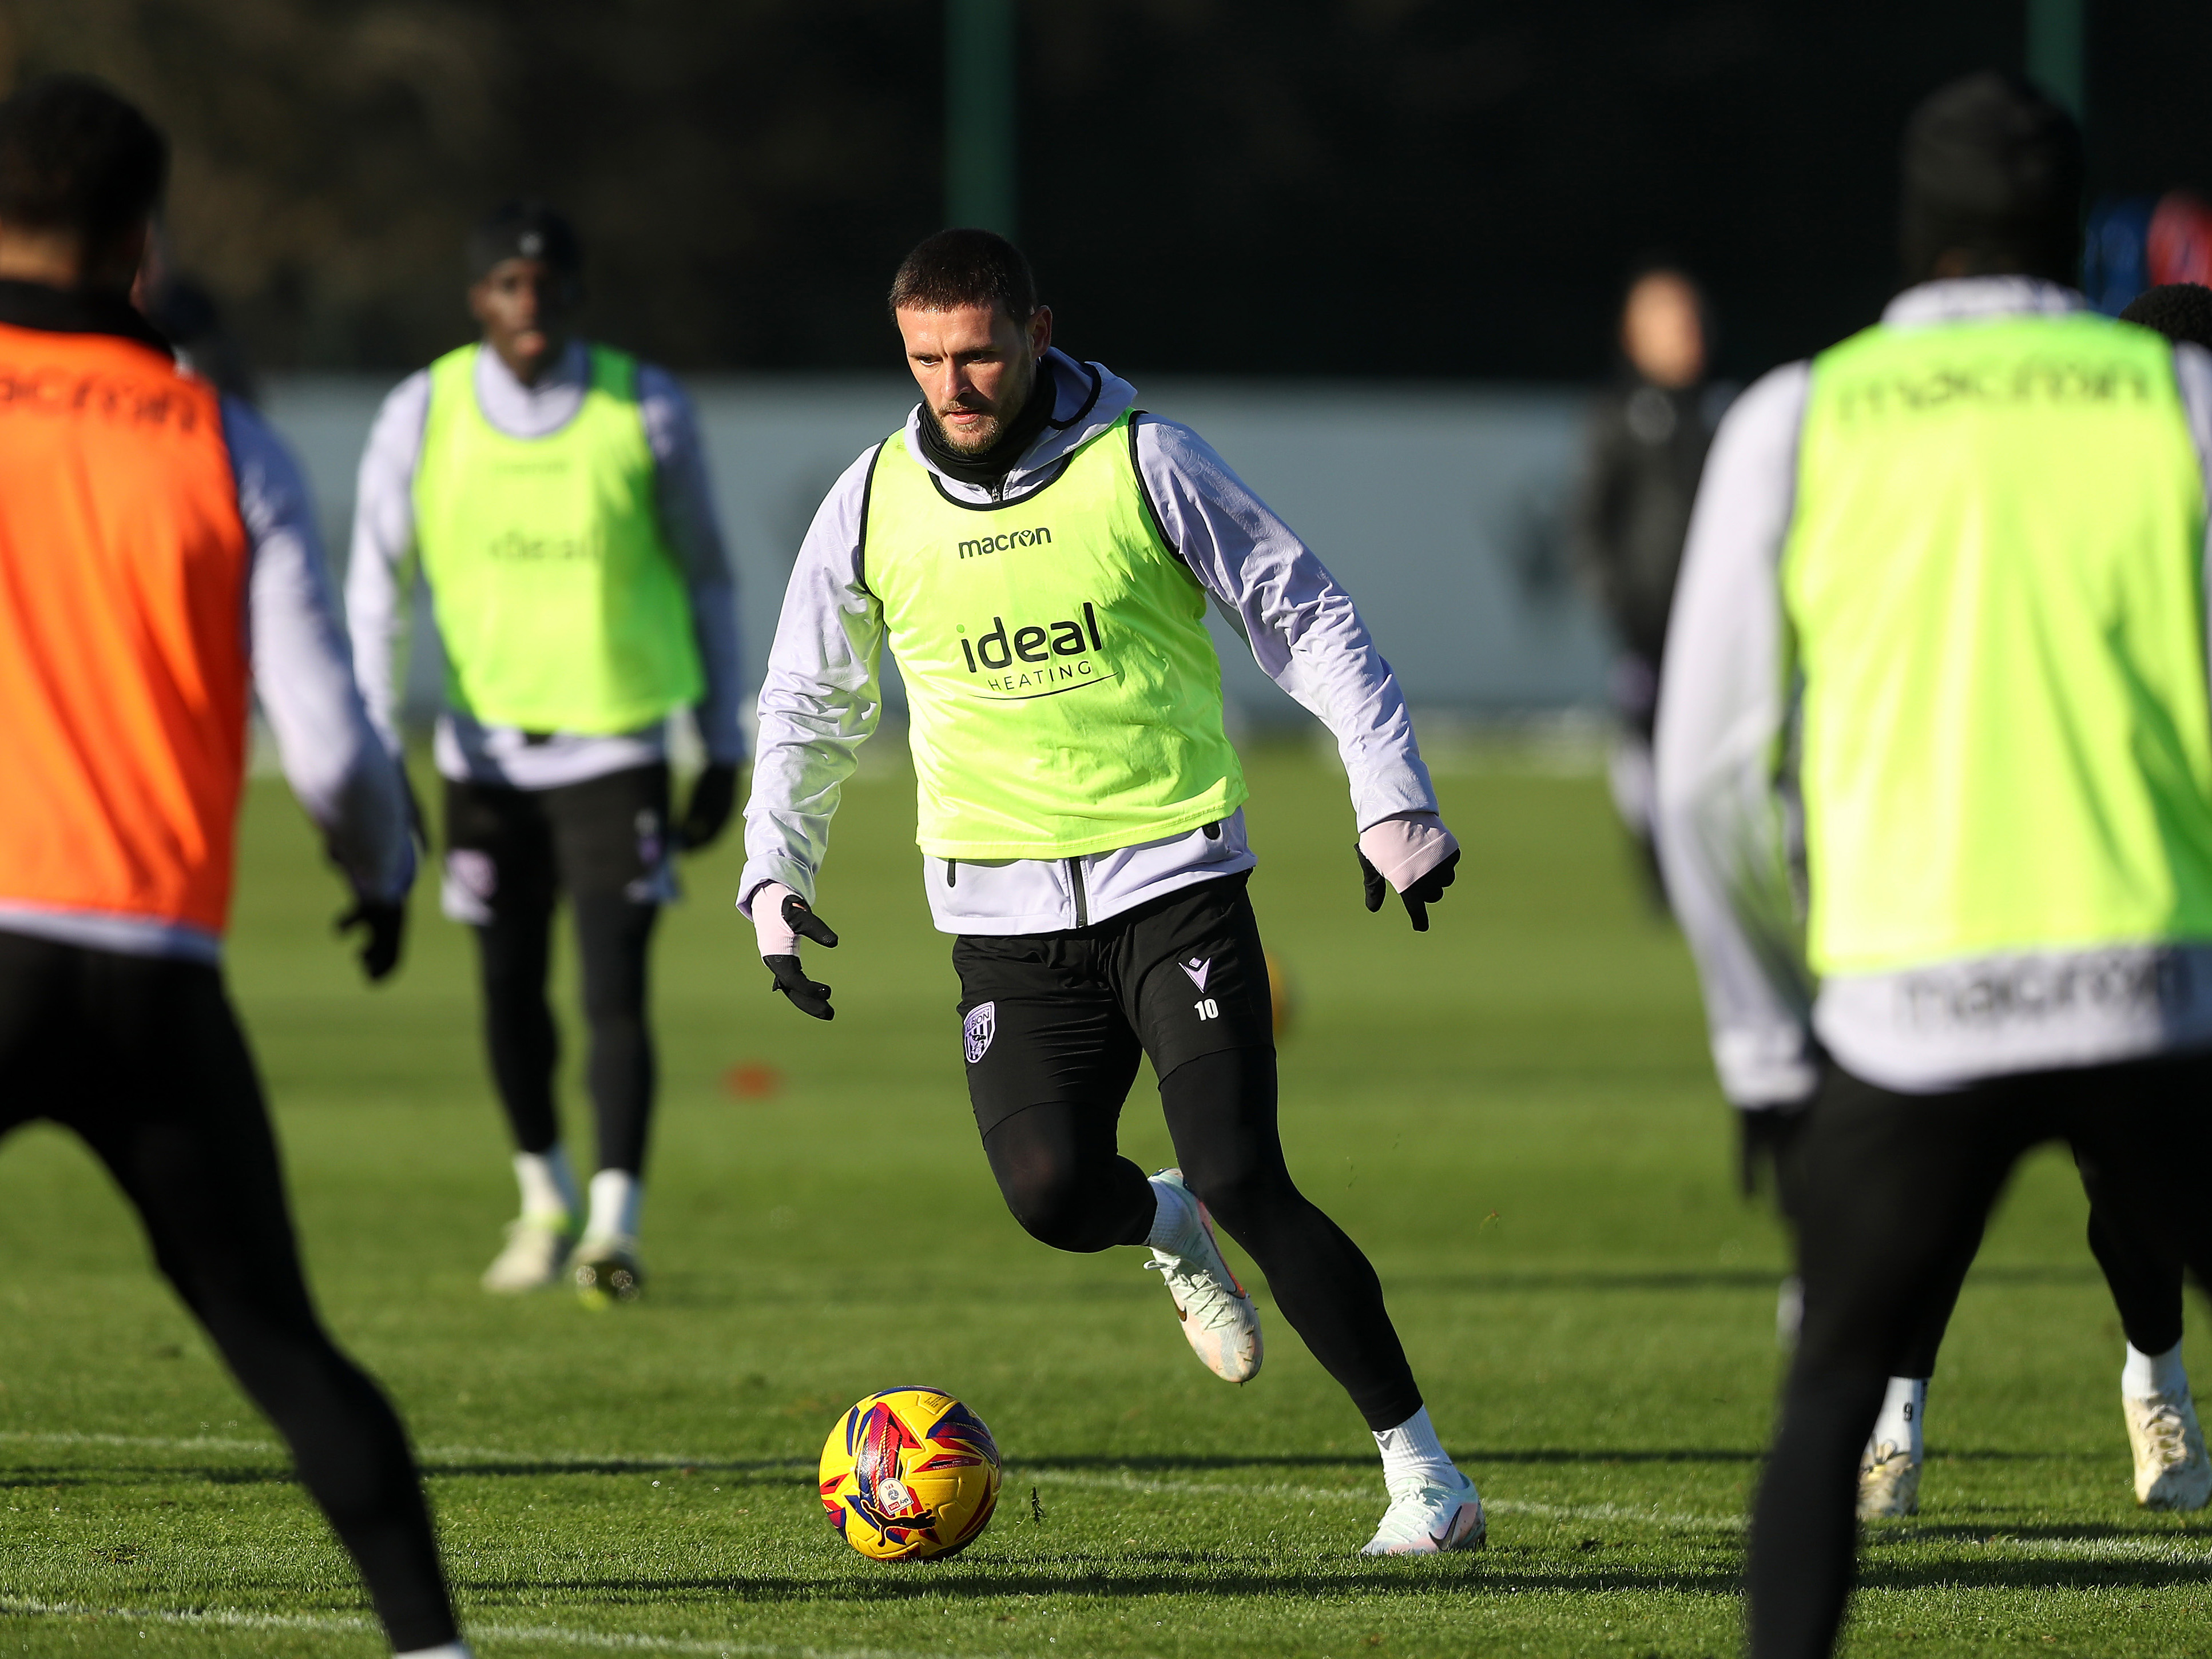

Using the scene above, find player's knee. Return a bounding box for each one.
[999,1166,1096,1249]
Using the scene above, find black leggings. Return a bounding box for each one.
[477,890,657,1173]
[0,932,456,1652]
[1752,1057,2212,1659]
[1764,1108,2188,1379]
[984,1046,1422,1431]
[447,768,666,1175]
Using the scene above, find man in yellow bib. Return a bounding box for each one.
[740,230,1476,1555]
[1658,74,2212,1655]
[348,202,745,1304]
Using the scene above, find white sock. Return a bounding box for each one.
[1870,1376,1927,1460]
[1375,1406,1460,1490]
[513,1147,578,1221]
[585,1168,642,1243]
[2123,1340,2189,1399]
[1144,1175,1199,1253]
[395,1644,472,1658]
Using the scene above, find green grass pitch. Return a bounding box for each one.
[0,743,2205,1657]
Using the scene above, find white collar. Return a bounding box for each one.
[1881,277,2086,328]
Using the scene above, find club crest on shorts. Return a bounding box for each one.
[1178,957,1213,994]
[963,1001,996,1064]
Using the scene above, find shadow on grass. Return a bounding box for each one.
[1867,1519,2212,1546]
[452,1558,1749,1605]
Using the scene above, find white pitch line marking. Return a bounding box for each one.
[1019,1467,1746,1532]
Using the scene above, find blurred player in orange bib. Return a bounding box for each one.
[0,76,468,1659]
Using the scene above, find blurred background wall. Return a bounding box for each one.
[7,1,2208,717]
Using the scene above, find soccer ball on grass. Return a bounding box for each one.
[817,1386,1001,1560]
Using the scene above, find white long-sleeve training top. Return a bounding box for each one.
[1655,277,2212,1107]
[738,348,1442,936]
[0,396,416,965]
[344,338,745,791]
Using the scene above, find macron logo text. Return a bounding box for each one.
[958,526,1053,559]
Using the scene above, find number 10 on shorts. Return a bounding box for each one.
[1193,997,1220,1020]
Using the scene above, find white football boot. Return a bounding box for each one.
[1361,1468,1487,1555]
[480,1214,576,1293]
[1856,1438,1920,1518]
[2124,1389,2212,1510]
[1143,1169,1262,1383]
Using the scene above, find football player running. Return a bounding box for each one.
[738,230,1478,1555]
[348,202,746,1304]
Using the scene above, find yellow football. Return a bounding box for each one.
[817,1386,1002,1561]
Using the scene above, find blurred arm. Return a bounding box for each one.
[734,447,886,914]
[342,371,430,755]
[1653,362,1818,1108]
[640,364,745,765]
[230,398,415,903]
[2170,345,2212,703]
[1564,394,1632,619]
[1134,416,1441,839]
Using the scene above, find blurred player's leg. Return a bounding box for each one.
[547,765,672,1305]
[1749,1065,2032,1659]
[0,934,461,1655]
[450,779,578,1291]
[1855,1221,1979,1517]
[2077,1135,2210,1509]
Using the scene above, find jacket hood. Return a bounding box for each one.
[899,347,1138,503]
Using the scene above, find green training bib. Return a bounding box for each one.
[413,343,701,734]
[863,409,1246,860]
[1785,312,2212,974]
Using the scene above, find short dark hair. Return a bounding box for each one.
[0,75,167,249]
[888,229,1037,323]
[2120,283,2212,352]
[1900,71,2083,285]
[467,199,583,282]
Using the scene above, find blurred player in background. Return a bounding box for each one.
[1658,72,2212,1656]
[1567,262,1731,909]
[347,202,745,1304]
[0,75,467,1659]
[740,229,1480,1555]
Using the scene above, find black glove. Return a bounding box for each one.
[765,893,840,1020]
[1737,1104,1810,1200]
[335,897,406,983]
[677,762,740,852]
[1358,846,1459,932]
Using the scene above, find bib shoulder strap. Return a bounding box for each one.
[587,343,640,401]
[853,436,893,597]
[1123,407,1193,578]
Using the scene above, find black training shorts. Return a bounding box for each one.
[952,872,1274,1139]
[442,763,674,924]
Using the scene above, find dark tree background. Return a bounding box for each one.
[0,1,2205,381]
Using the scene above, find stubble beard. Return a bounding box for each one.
[927,356,1033,456]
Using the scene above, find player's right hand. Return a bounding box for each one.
[752,881,839,1020]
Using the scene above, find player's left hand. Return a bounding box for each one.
[335,896,407,982]
[751,881,839,1019]
[677,762,741,852]
[1357,813,1461,933]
